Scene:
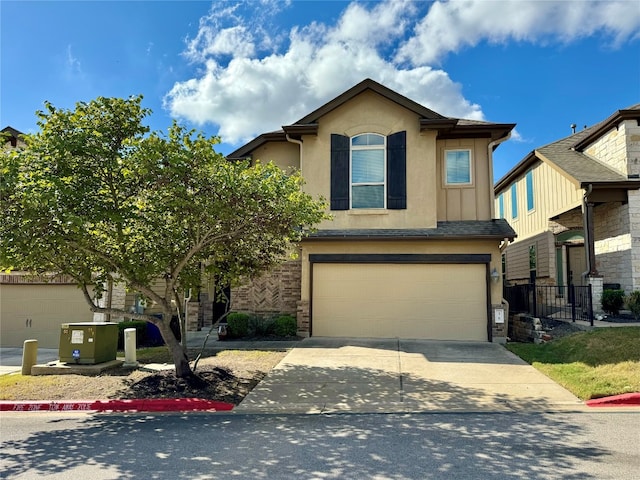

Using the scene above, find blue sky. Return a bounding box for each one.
[2,0,639,181]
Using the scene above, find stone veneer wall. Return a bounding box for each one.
[230,259,302,319]
[631,190,640,292]
[593,201,635,293]
[584,120,640,177]
[549,208,583,234]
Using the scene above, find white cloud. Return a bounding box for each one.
[164,0,640,145]
[65,45,83,78]
[396,0,640,65]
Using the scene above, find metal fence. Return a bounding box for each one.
[504,283,594,326]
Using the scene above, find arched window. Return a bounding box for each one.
[351,133,385,209]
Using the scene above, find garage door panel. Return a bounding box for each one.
[1,285,93,348]
[312,264,487,341]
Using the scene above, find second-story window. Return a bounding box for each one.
[330,131,405,211]
[511,183,518,219]
[526,170,535,212]
[498,193,504,219]
[445,149,472,185]
[351,133,385,209]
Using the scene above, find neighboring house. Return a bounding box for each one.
[225,79,516,342]
[494,105,640,310]
[0,126,94,348]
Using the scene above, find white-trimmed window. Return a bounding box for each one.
[445,149,472,185]
[351,133,386,208]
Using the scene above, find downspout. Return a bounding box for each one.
[286,134,305,333]
[488,131,512,218]
[582,183,596,279]
[285,134,303,154]
[488,132,512,343]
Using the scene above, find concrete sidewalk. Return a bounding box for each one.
[235,338,585,414]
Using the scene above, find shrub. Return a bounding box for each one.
[273,315,297,337]
[602,289,625,316]
[248,316,275,337]
[626,290,640,320]
[227,312,250,338]
[117,320,147,349]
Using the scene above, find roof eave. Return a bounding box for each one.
[580,180,640,190]
[494,151,539,193]
[573,109,640,151]
[435,123,516,142]
[282,123,319,136]
[226,131,287,160]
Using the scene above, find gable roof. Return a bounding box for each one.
[228,79,515,160]
[495,104,640,193]
[1,126,24,139]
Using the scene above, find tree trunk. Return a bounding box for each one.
[155,311,192,377]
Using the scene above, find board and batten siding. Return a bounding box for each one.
[436,138,492,221]
[496,160,583,241]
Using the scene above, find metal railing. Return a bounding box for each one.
[504,283,594,326]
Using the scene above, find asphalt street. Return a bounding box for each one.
[1,412,638,479]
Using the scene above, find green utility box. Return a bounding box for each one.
[59,322,118,364]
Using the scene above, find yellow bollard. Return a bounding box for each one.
[21,339,38,375]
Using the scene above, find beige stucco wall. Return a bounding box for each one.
[300,90,439,229]
[251,141,300,172]
[300,238,503,306]
[246,90,494,231]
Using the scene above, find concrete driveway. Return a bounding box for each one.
[235,338,584,414]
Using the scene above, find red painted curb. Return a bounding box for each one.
[0,398,234,412]
[586,393,640,407]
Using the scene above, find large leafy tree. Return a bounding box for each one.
[0,96,326,377]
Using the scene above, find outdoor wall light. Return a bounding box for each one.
[490,267,500,283]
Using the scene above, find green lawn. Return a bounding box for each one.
[506,327,640,400]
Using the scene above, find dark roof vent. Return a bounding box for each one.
[571,124,576,134]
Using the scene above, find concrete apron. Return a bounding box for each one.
[234,338,585,414]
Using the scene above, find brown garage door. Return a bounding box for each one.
[312,263,487,340]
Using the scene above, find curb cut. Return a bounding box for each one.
[0,398,234,413]
[586,393,640,407]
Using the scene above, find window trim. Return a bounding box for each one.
[350,133,386,209]
[444,149,473,186]
[511,183,518,219]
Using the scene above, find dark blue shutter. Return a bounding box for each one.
[330,134,350,210]
[387,131,406,209]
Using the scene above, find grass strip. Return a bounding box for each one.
[507,327,640,400]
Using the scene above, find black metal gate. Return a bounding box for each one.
[504,283,594,326]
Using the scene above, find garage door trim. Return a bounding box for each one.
[309,253,492,341]
[309,253,491,264]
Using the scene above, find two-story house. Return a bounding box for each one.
[226,79,516,343]
[494,105,640,310]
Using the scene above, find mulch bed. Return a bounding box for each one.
[117,366,265,404]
